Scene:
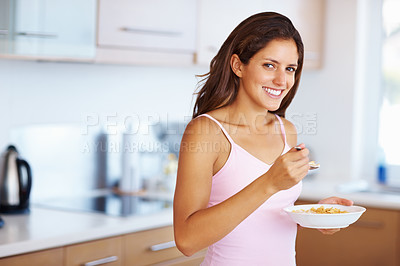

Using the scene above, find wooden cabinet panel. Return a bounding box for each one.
[295,202,400,266]
[123,226,183,266]
[0,248,63,266]
[64,236,122,266]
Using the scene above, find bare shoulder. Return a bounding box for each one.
[183,115,222,140]
[280,116,298,147]
[181,115,225,154]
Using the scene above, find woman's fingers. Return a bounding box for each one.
[318,197,354,206]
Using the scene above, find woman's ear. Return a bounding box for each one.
[230,54,243,78]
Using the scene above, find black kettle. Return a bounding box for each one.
[0,145,32,214]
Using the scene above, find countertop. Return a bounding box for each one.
[1,180,400,258]
[0,205,173,258]
[300,179,400,210]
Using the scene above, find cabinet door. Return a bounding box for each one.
[1,0,96,59]
[0,248,63,266]
[124,226,183,265]
[196,0,325,69]
[295,204,400,266]
[65,236,122,266]
[98,0,196,52]
[0,0,10,53]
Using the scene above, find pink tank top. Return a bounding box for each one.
[198,114,302,266]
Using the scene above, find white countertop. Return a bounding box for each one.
[300,179,400,210]
[0,180,399,258]
[0,206,173,258]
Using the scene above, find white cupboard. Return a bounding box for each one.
[96,0,197,65]
[196,0,325,69]
[0,0,97,60]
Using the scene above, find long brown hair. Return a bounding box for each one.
[193,12,304,118]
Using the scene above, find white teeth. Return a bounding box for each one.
[263,87,282,96]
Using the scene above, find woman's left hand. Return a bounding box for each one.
[317,196,354,235]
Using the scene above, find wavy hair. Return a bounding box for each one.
[193,12,304,118]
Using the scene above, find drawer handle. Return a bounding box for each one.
[120,27,181,37]
[353,220,384,229]
[82,255,118,266]
[150,240,176,251]
[15,31,58,38]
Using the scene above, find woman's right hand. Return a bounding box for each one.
[264,143,310,193]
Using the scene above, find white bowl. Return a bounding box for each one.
[283,204,366,229]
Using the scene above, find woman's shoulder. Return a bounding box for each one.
[277,115,297,147]
[183,113,224,140]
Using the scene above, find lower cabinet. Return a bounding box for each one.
[124,226,206,266]
[0,248,63,266]
[295,201,400,266]
[65,236,123,266]
[0,226,206,266]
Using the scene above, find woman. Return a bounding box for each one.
[173,12,352,265]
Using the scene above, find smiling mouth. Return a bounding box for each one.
[263,87,283,97]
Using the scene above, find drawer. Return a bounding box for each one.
[123,226,183,265]
[295,201,400,266]
[0,248,63,266]
[97,0,196,52]
[65,236,122,266]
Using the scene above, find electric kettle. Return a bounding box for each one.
[0,145,32,214]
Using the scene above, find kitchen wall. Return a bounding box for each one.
[0,0,381,198]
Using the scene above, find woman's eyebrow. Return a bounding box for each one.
[264,58,298,67]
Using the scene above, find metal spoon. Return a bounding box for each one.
[295,146,320,170]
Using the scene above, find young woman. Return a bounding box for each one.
[173,12,352,265]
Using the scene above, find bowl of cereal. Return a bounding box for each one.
[283,204,366,229]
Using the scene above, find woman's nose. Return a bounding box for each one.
[273,70,286,87]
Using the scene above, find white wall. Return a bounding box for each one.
[0,61,206,143]
[0,0,379,187]
[288,0,359,182]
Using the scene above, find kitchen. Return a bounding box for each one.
[1,0,400,265]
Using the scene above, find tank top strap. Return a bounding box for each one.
[197,114,235,144]
[274,114,287,144]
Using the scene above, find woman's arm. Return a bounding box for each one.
[173,117,310,256]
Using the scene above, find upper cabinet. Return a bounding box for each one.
[95,0,197,65]
[0,0,325,68]
[0,0,97,60]
[196,0,325,69]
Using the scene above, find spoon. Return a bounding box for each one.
[295,146,320,170]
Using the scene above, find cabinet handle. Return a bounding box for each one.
[82,255,118,266]
[0,30,8,35]
[15,31,58,38]
[353,220,384,229]
[120,27,181,37]
[150,240,176,251]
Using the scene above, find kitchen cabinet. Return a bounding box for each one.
[0,247,63,266]
[0,0,97,60]
[196,0,325,69]
[295,200,400,266]
[0,225,205,266]
[96,0,197,66]
[124,226,206,265]
[65,236,122,266]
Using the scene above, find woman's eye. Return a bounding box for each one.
[264,63,274,69]
[287,67,296,72]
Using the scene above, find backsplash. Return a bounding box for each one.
[0,59,203,201]
[9,120,186,201]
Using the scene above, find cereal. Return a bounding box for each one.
[293,206,348,214]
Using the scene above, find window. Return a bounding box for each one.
[378,0,400,185]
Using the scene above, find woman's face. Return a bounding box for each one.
[233,38,299,111]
